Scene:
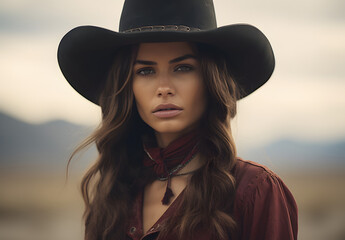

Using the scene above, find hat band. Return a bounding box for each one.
[122,25,201,33]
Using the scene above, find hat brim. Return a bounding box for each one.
[58,24,274,104]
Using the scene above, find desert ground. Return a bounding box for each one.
[1,168,344,240]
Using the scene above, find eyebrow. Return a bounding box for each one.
[169,54,198,63]
[134,54,198,65]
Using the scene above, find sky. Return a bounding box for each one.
[0,0,344,148]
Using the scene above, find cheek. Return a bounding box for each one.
[132,80,150,121]
[183,78,207,119]
[193,89,207,117]
[132,82,144,113]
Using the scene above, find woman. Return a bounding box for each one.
[58,0,298,239]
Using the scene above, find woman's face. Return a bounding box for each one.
[132,42,207,140]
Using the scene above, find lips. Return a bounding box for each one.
[152,103,183,113]
[152,104,183,118]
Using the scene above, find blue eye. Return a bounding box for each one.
[136,68,155,76]
[175,65,194,72]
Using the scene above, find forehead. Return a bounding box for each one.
[136,42,195,60]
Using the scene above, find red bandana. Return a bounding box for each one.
[143,130,199,205]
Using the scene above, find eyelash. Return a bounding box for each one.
[175,65,194,72]
[135,65,194,76]
[136,68,154,76]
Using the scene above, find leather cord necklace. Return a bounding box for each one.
[143,131,199,205]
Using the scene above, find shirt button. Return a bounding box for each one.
[130,227,136,234]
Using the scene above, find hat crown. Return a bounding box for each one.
[119,0,217,32]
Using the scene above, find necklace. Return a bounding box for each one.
[143,146,198,179]
[157,168,199,181]
[142,130,200,205]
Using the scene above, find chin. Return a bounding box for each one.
[152,121,197,135]
[154,124,186,134]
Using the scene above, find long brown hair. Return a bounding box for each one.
[72,43,240,240]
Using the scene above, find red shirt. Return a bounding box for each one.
[126,159,298,240]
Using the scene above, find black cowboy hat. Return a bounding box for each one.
[58,0,275,104]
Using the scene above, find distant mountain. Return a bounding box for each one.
[238,138,345,171]
[0,112,344,172]
[0,112,96,171]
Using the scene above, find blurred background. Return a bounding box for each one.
[0,0,344,239]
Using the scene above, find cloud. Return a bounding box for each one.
[272,21,345,80]
[232,76,345,148]
[215,0,345,80]
[0,0,125,34]
[215,0,345,25]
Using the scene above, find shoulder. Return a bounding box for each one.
[232,158,276,182]
[231,158,298,240]
[232,158,282,201]
[232,157,297,209]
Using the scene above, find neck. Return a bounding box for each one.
[155,132,183,148]
[179,152,203,175]
[154,125,201,148]
[153,130,204,174]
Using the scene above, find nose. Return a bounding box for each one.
[156,74,175,97]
